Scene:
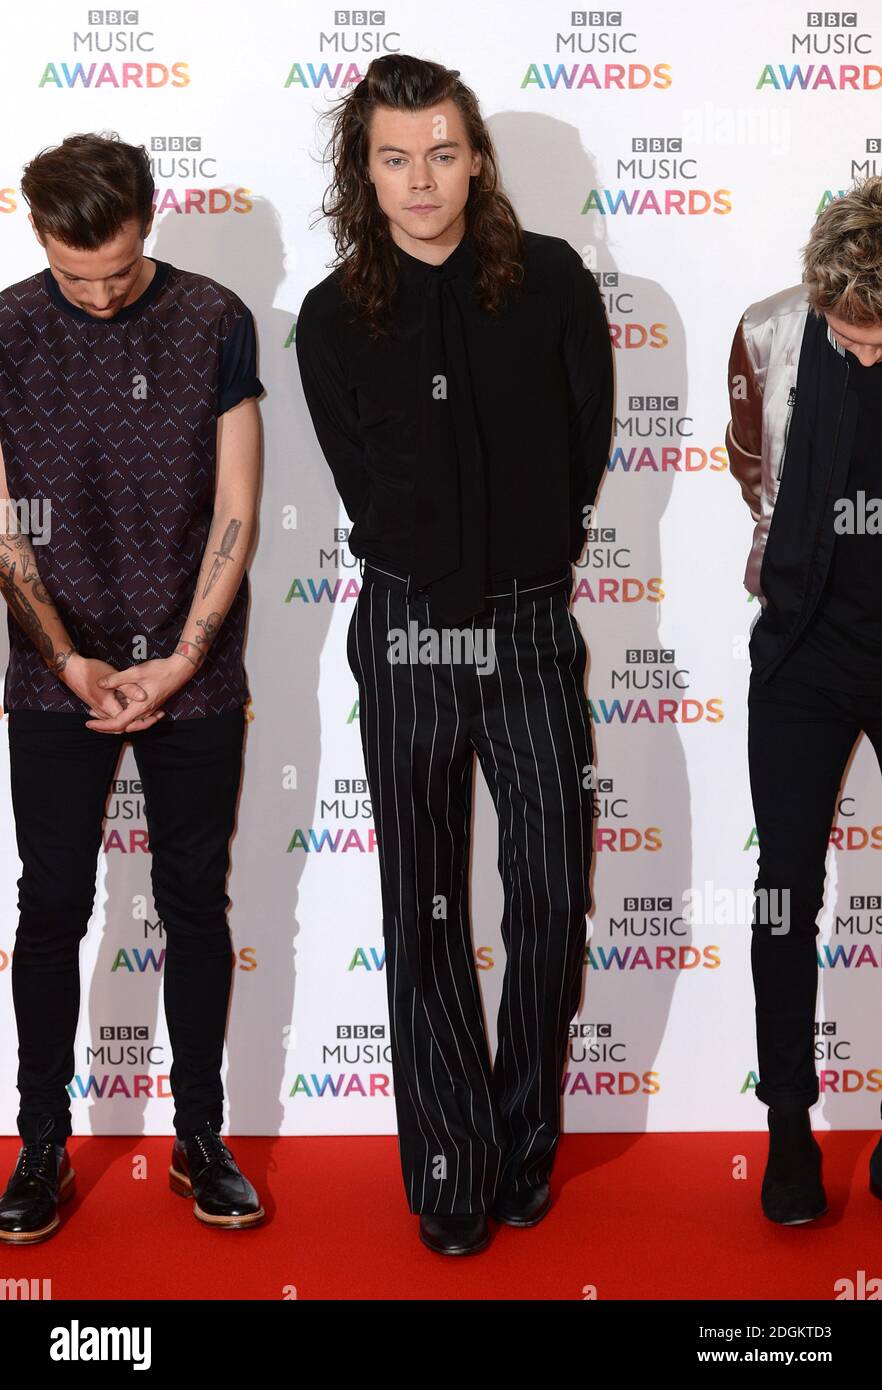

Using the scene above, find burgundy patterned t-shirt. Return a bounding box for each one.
[0,257,263,718]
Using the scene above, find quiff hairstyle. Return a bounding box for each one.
[20,131,154,250]
[803,176,882,325]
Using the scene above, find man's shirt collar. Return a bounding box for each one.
[392,228,476,284]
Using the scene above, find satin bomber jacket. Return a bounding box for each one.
[725,282,858,682]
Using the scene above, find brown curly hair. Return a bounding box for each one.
[803,176,882,325]
[312,54,525,335]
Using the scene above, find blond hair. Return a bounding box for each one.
[802,176,882,324]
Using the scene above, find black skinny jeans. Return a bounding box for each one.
[748,668,882,1116]
[6,706,245,1146]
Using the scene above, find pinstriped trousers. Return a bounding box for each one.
[347,562,595,1216]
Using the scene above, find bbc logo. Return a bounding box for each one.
[632,138,683,153]
[88,10,139,23]
[151,137,202,151]
[807,12,857,26]
[629,396,679,411]
[333,10,386,23]
[571,11,623,25]
[336,1025,385,1038]
[625,650,675,665]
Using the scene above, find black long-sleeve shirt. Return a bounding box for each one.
[295,227,614,585]
[775,352,882,694]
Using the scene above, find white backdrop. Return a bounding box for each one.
[1,0,881,1138]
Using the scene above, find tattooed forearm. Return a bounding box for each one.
[175,611,222,670]
[195,611,222,647]
[174,506,252,679]
[50,646,76,675]
[0,544,76,672]
[174,640,205,670]
[0,563,56,662]
[202,519,241,598]
[0,534,52,603]
[19,552,52,603]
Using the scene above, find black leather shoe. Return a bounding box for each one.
[761,1108,827,1225]
[493,1180,551,1227]
[169,1123,264,1228]
[869,1133,882,1200]
[0,1117,75,1244]
[419,1213,490,1255]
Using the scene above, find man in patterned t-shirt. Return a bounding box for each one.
[0,133,265,1242]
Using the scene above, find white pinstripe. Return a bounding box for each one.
[353,587,438,1212]
[349,572,593,1212]
[387,586,462,1213]
[525,596,583,1185]
[412,598,500,1212]
[475,605,529,1168]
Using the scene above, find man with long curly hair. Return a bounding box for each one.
[296,55,614,1255]
[727,176,882,1226]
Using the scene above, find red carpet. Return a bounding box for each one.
[0,1131,879,1300]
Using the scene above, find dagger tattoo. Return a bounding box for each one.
[202,519,241,599]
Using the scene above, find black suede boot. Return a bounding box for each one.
[761,1107,827,1225]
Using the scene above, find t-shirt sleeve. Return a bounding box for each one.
[217,309,264,415]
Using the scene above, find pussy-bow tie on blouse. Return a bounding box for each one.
[393,233,488,625]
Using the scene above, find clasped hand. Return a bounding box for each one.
[61,654,195,734]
